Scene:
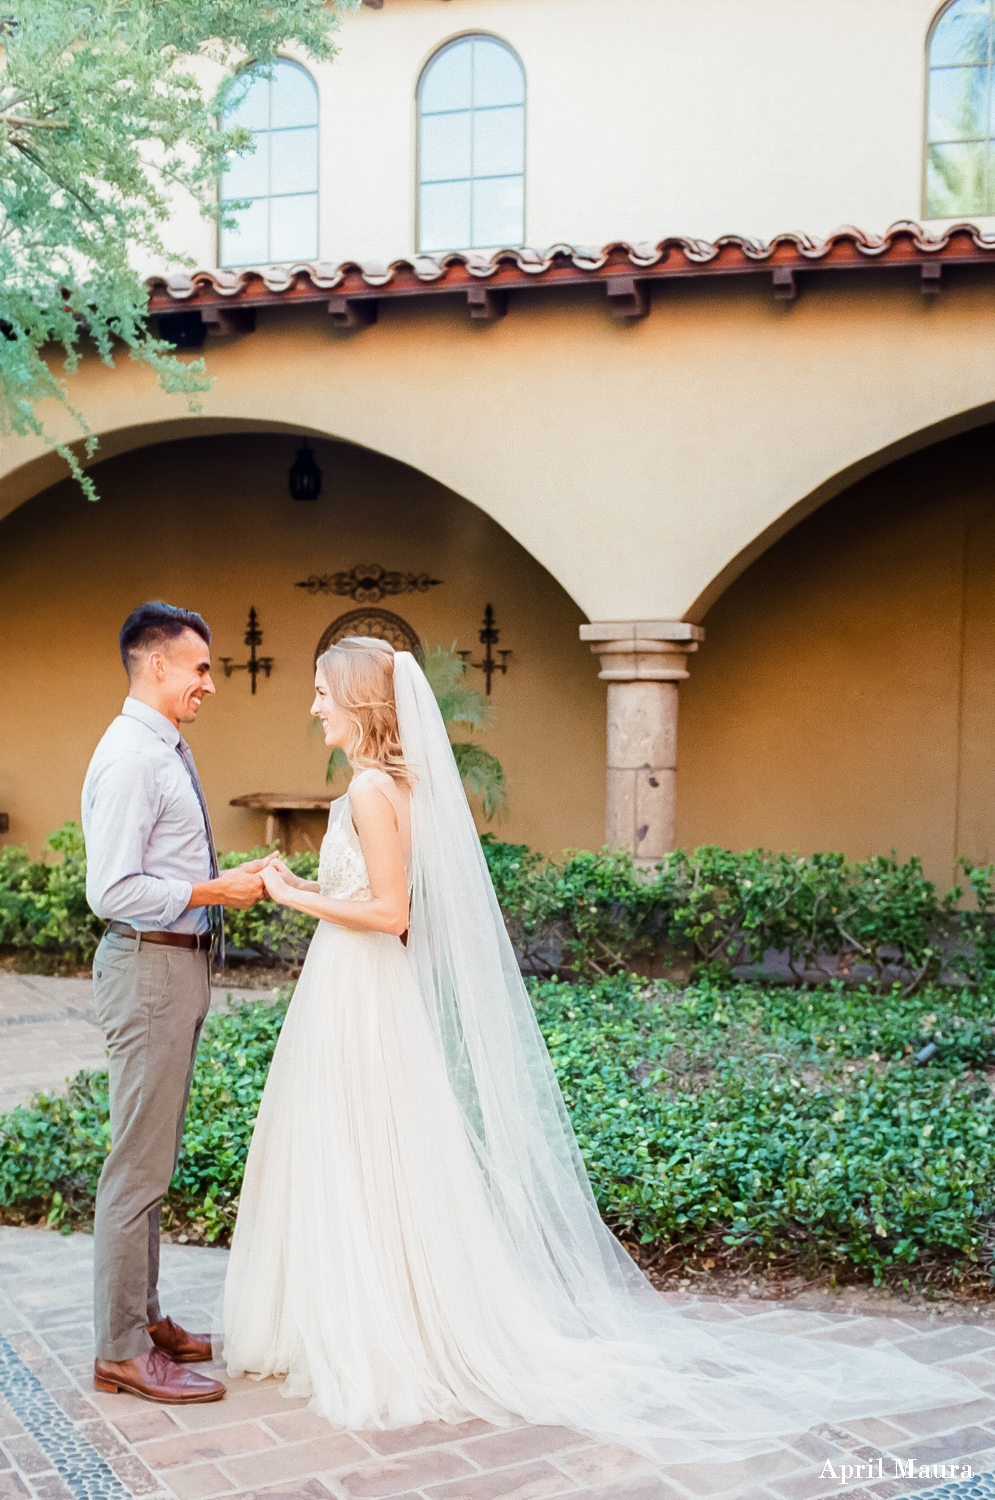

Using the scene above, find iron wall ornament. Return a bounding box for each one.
[295,562,442,604]
[459,604,511,695]
[220,607,274,694]
[315,607,422,663]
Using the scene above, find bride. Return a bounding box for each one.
[223,636,977,1461]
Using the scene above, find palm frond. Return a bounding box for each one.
[420,643,468,698]
[435,684,494,733]
[422,643,493,731]
[325,746,350,785]
[451,743,507,822]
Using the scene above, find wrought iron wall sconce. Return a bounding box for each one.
[220,607,273,694]
[459,605,511,695]
[289,446,322,501]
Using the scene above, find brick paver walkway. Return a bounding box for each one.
[3,1229,995,1500]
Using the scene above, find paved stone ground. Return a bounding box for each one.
[0,974,278,1114]
[4,1229,995,1500]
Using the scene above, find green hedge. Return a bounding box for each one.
[484,839,995,989]
[0,824,101,955]
[5,823,995,988]
[541,977,995,1277]
[3,976,994,1281]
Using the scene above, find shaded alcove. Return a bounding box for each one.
[676,422,995,889]
[0,432,605,859]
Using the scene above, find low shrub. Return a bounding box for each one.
[4,822,995,989]
[537,977,995,1278]
[0,824,101,957]
[483,838,977,989]
[3,976,995,1283]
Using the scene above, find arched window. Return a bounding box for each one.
[418,36,525,253]
[926,0,995,216]
[220,60,319,267]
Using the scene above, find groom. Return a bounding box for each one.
[82,601,268,1404]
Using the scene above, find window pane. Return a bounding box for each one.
[473,105,524,177]
[421,41,472,113]
[929,64,989,139]
[472,39,525,108]
[931,0,992,66]
[926,139,987,214]
[222,135,269,199]
[271,61,319,129]
[226,71,269,131]
[420,179,472,250]
[270,125,318,196]
[220,196,269,266]
[471,174,523,247]
[270,192,318,262]
[421,110,472,181]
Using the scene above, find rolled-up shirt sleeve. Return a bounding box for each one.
[83,753,194,925]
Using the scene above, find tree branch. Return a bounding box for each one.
[2,115,70,128]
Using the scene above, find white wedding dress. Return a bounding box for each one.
[223,651,979,1462]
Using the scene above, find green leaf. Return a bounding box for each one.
[451,743,507,821]
[0,0,343,492]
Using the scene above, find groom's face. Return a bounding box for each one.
[150,628,216,726]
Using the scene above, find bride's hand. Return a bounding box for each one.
[260,862,291,903]
[264,857,306,890]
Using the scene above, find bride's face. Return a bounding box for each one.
[311,673,353,750]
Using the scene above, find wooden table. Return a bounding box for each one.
[229,793,333,850]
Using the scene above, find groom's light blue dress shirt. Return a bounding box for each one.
[81,698,211,934]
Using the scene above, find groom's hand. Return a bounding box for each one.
[187,867,266,911]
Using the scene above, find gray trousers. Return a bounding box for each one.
[91,929,211,1361]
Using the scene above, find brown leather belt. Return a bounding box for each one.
[106,921,211,952]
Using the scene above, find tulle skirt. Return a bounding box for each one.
[223,919,979,1460]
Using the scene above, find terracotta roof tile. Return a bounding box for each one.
[145,220,995,315]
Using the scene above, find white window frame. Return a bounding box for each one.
[416,34,527,254]
[218,57,320,269]
[924,0,995,218]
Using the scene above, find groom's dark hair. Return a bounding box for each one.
[119,601,212,675]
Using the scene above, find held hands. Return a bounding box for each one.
[212,862,268,910]
[227,856,300,908]
[188,856,287,914]
[260,858,294,904]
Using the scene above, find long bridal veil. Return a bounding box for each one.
[392,650,976,1461]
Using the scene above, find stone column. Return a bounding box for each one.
[579,621,705,864]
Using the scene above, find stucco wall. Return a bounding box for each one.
[0,434,605,859]
[6,275,995,630]
[677,424,995,889]
[161,0,974,274]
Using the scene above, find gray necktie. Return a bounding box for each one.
[176,739,225,968]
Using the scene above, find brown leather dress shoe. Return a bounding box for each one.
[147,1315,214,1363]
[94,1348,225,1404]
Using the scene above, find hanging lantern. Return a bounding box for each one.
[289,446,322,501]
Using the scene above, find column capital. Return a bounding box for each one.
[579,620,705,682]
[579,621,705,644]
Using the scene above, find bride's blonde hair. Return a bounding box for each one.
[316,636,412,787]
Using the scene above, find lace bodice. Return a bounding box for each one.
[318,796,373,901]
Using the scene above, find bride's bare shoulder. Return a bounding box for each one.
[350,766,400,795]
[349,768,410,818]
